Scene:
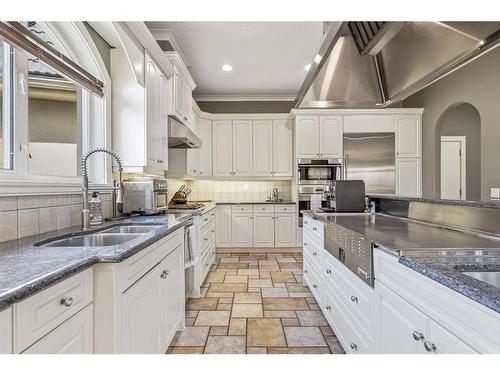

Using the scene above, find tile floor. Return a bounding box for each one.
[167,251,345,354]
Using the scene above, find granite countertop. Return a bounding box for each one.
[400,254,500,313]
[302,210,500,313]
[369,194,500,209]
[168,202,217,216]
[0,212,193,311]
[216,201,296,205]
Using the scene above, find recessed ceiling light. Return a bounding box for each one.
[222,64,233,72]
[304,64,311,71]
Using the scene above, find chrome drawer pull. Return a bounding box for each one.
[160,270,169,279]
[304,269,308,274]
[312,284,318,289]
[350,296,359,303]
[304,242,308,246]
[412,331,424,341]
[326,269,332,275]
[60,296,73,307]
[312,252,317,256]
[424,341,436,352]
[312,227,317,231]
[326,305,331,311]
[350,343,358,351]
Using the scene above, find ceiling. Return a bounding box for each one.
[145,22,324,99]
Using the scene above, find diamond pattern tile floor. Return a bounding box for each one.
[166,250,345,354]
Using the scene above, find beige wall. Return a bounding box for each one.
[404,46,500,200]
[197,101,294,114]
[29,98,77,143]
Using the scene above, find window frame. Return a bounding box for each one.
[0,22,112,195]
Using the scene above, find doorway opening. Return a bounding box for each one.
[440,136,466,200]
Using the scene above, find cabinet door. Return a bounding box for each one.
[161,244,185,349]
[273,119,293,176]
[295,116,319,158]
[396,158,422,197]
[157,71,169,171]
[198,118,213,176]
[319,116,343,158]
[232,120,253,176]
[216,205,232,247]
[145,55,159,171]
[274,213,296,247]
[396,116,421,157]
[186,148,200,177]
[376,281,427,354]
[122,263,163,354]
[23,304,93,354]
[253,212,275,247]
[427,320,477,354]
[212,120,233,176]
[231,212,253,247]
[174,75,184,121]
[253,120,273,176]
[0,307,11,354]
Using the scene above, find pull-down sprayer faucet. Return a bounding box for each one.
[81,148,123,230]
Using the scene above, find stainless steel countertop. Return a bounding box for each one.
[303,211,500,253]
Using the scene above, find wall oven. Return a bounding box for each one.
[297,158,342,185]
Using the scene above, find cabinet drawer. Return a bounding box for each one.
[275,204,295,213]
[201,221,216,255]
[323,251,374,340]
[200,209,216,229]
[253,204,274,212]
[201,243,216,280]
[122,228,183,290]
[322,282,371,354]
[22,304,93,354]
[231,204,252,212]
[14,268,93,353]
[303,217,324,240]
[303,234,322,270]
[303,255,321,303]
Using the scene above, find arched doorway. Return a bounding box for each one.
[436,103,481,200]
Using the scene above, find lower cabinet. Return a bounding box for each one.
[253,212,275,247]
[231,212,254,247]
[274,213,296,247]
[0,307,12,354]
[23,304,93,354]
[215,205,232,247]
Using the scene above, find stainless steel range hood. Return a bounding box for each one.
[168,116,202,149]
[297,21,500,108]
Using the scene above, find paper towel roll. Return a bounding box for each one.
[310,195,322,212]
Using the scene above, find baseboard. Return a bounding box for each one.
[216,247,302,254]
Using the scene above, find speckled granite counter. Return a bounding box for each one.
[302,210,500,313]
[0,212,192,311]
[400,254,500,313]
[369,194,500,209]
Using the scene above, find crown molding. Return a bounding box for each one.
[193,95,296,102]
[148,28,191,67]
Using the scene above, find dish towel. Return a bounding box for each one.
[184,225,196,268]
[310,194,322,212]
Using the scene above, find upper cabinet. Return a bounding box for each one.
[395,115,421,157]
[111,49,169,174]
[232,120,253,176]
[295,115,342,159]
[213,120,234,176]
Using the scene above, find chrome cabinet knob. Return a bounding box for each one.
[312,284,318,289]
[350,295,359,303]
[312,227,317,231]
[412,331,424,341]
[304,269,308,274]
[312,252,317,256]
[304,242,308,246]
[326,269,332,275]
[304,221,308,225]
[424,341,436,352]
[326,305,331,311]
[350,343,358,351]
[60,296,73,307]
[160,270,169,279]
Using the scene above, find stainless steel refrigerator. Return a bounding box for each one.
[343,133,396,194]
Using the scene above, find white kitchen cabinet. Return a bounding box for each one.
[396,158,422,197]
[122,262,164,354]
[23,305,93,354]
[274,213,296,247]
[213,120,233,176]
[161,244,185,347]
[216,205,232,247]
[231,211,253,247]
[0,307,12,354]
[253,120,274,176]
[253,212,275,247]
[197,118,213,176]
[375,281,427,354]
[295,116,320,158]
[232,120,253,176]
[396,115,421,157]
[273,119,293,176]
[428,319,477,354]
[296,116,342,159]
[319,116,343,158]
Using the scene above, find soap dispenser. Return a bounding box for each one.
[89,192,103,225]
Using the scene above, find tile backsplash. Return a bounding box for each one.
[167,179,291,203]
[0,193,113,242]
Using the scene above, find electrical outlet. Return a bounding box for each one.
[490,188,500,199]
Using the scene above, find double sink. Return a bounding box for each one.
[41,225,161,247]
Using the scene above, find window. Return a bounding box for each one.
[0,41,14,170]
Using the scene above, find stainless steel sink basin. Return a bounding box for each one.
[46,233,141,247]
[463,271,500,288]
[100,225,161,234]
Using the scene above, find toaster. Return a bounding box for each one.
[122,178,168,214]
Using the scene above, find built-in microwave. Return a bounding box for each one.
[297,158,342,185]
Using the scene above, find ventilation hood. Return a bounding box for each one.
[297,22,500,108]
[168,116,202,149]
